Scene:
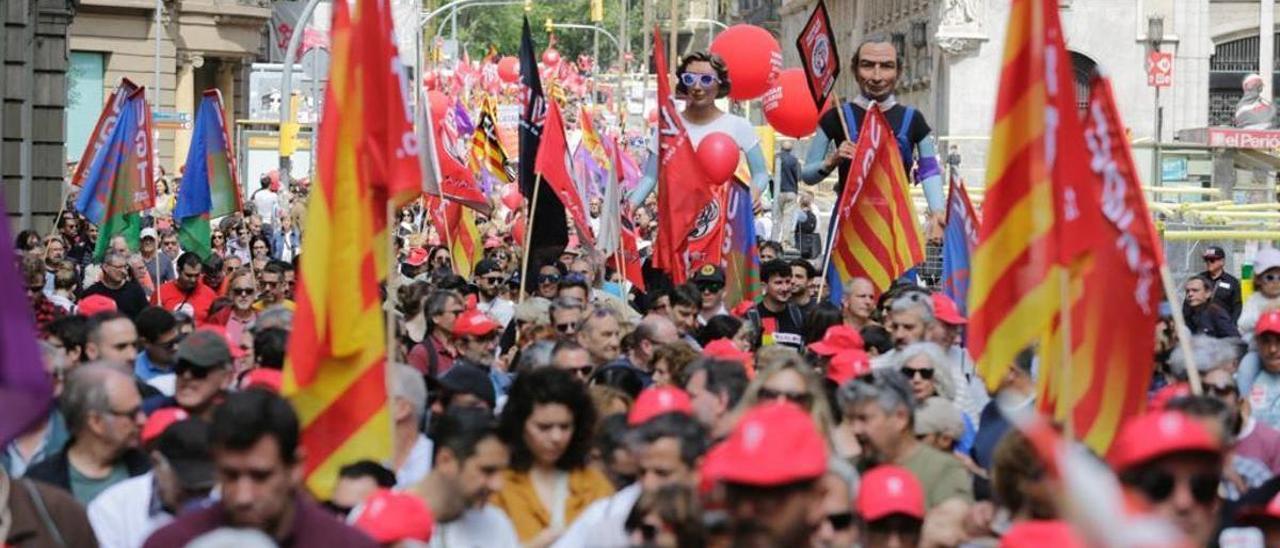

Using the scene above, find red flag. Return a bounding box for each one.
[651,27,716,283]
[534,99,595,247]
[425,102,490,215]
[617,220,646,292]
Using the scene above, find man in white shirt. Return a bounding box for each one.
[250,174,280,230]
[88,419,215,548]
[411,406,519,548]
[473,259,515,328]
[390,364,433,488]
[553,387,706,548]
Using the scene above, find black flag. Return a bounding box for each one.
[519,15,568,292]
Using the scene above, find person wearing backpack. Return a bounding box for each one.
[747,260,805,350]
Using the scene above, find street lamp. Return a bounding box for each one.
[1148,15,1164,187]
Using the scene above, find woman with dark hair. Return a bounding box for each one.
[493,368,614,545]
[802,301,844,346]
[628,51,771,206]
[249,235,271,273]
[14,229,40,252]
[696,315,742,348]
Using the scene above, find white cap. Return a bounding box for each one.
[1255,247,1280,277]
[140,227,159,241]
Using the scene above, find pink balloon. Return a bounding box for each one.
[709,25,782,101]
[501,185,524,211]
[696,132,739,185]
[497,56,520,83]
[427,90,450,121]
[763,68,829,138]
[423,72,439,91]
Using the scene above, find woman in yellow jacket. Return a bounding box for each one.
[493,367,614,546]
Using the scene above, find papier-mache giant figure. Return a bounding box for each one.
[802,36,946,221]
[1234,74,1276,129]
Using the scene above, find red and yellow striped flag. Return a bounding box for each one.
[446,201,483,279]
[284,0,421,497]
[827,107,926,293]
[967,0,1104,394]
[469,98,512,183]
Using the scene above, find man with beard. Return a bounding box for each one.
[138,228,176,288]
[42,234,69,294]
[841,369,972,508]
[207,269,258,352]
[473,259,515,328]
[201,254,227,295]
[802,37,946,224]
[411,406,519,547]
[254,261,292,311]
[80,249,149,318]
[144,390,377,547]
[158,253,218,323]
[60,215,92,266]
[701,401,828,547]
[149,329,233,420]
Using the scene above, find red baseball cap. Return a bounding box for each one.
[931,293,967,325]
[808,325,864,356]
[78,294,118,317]
[351,489,434,543]
[826,349,871,385]
[242,368,282,392]
[628,386,693,426]
[405,247,429,267]
[1257,310,1280,337]
[1107,411,1222,473]
[701,401,827,486]
[1000,520,1085,548]
[855,465,925,521]
[1148,382,1191,411]
[452,309,501,337]
[141,407,190,447]
[703,338,754,377]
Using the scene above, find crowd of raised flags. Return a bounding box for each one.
[6,0,1280,546]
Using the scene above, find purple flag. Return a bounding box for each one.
[0,193,54,446]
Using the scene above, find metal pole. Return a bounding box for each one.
[668,0,677,73]
[1152,72,1162,187]
[154,0,162,104]
[1262,0,1275,104]
[279,0,326,191]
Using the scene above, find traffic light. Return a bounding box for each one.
[590,0,603,22]
[545,17,554,33]
[523,0,532,12]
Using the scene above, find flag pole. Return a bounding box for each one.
[815,94,858,301]
[517,175,543,306]
[1160,264,1203,395]
[1057,268,1074,438]
[385,199,401,460]
[440,197,455,275]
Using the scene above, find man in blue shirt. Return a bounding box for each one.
[134,307,181,393]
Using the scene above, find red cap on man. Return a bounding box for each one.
[78,294,118,317]
[930,293,967,326]
[405,247,429,267]
[807,325,864,356]
[351,489,434,544]
[1107,411,1222,473]
[999,520,1085,548]
[628,386,693,426]
[703,339,754,376]
[855,465,925,521]
[141,407,190,447]
[826,349,871,385]
[701,401,827,486]
[1257,310,1280,337]
[452,309,501,337]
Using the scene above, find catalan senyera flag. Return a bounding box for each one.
[446,201,484,279]
[967,0,1104,393]
[1051,72,1165,456]
[476,98,514,183]
[285,0,420,498]
[825,107,925,300]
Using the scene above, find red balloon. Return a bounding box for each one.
[763,68,829,138]
[709,25,781,101]
[427,90,450,121]
[501,185,524,211]
[645,109,658,124]
[423,72,439,91]
[542,48,561,66]
[696,132,740,185]
[512,215,526,247]
[497,56,520,83]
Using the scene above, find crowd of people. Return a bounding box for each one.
[8,41,1280,548]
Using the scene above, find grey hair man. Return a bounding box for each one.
[842,277,877,329]
[390,364,432,488]
[840,369,972,508]
[550,296,587,338]
[1168,334,1241,381]
[578,306,623,368]
[80,249,150,318]
[888,292,935,351]
[25,362,151,505]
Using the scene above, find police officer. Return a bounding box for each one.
[1200,246,1243,321]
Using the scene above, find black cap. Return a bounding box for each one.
[690,263,726,285]
[156,419,216,490]
[474,259,502,277]
[439,365,497,410]
[1203,246,1226,261]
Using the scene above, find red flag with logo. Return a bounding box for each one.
[795,0,840,108]
[652,27,716,283]
[534,99,595,247]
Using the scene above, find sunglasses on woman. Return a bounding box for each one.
[1129,468,1219,506]
[758,387,812,407]
[900,366,935,380]
[679,73,719,88]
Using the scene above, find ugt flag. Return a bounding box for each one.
[74,86,155,260]
[174,90,243,260]
[940,173,979,315]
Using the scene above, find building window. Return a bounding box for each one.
[65,51,105,164]
[1070,51,1097,118]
